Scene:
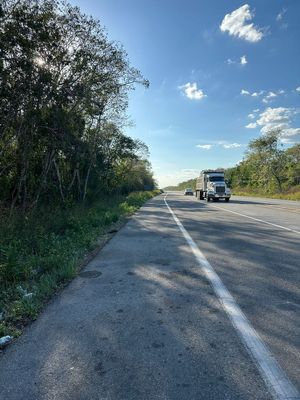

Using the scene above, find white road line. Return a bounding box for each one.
[209,204,300,235]
[164,194,300,400]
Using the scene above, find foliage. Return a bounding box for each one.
[0,0,157,338]
[230,186,300,201]
[164,131,299,199]
[0,190,160,337]
[225,132,300,195]
[164,178,196,191]
[0,0,155,208]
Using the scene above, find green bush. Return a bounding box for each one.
[232,186,300,201]
[0,190,159,337]
[0,322,21,338]
[7,298,39,323]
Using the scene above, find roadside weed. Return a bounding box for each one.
[0,191,159,337]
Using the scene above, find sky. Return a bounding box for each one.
[70,0,300,187]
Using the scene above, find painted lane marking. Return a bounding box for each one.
[209,204,300,235]
[164,194,300,400]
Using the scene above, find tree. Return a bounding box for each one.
[0,0,151,208]
[285,144,300,186]
[248,130,287,192]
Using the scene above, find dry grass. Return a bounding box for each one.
[232,187,300,201]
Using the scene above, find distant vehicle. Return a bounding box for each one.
[184,188,194,196]
[195,170,231,202]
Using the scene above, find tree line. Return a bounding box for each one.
[0,0,156,209]
[164,179,196,192]
[164,131,300,194]
[225,131,300,193]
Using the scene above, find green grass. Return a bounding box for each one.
[0,190,160,338]
[232,187,300,201]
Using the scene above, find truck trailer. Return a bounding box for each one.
[195,170,231,202]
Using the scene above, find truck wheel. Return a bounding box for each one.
[225,198,230,202]
[206,196,210,202]
[200,191,204,200]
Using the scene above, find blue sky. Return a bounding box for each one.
[70,0,300,187]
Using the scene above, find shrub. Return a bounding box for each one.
[0,190,159,337]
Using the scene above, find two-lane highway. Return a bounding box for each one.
[0,192,299,399]
[165,192,300,398]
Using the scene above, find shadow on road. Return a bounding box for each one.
[1,196,297,399]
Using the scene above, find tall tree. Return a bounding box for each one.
[248,131,287,192]
[0,0,151,207]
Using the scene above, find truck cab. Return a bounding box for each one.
[195,170,231,202]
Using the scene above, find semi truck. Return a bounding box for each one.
[195,170,231,202]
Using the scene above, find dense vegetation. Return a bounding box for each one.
[0,0,155,209]
[0,0,158,340]
[164,178,197,192]
[0,190,160,339]
[226,132,300,200]
[165,131,300,200]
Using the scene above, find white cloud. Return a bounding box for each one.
[241,89,286,102]
[257,107,290,127]
[241,89,264,97]
[179,82,207,100]
[240,55,247,65]
[262,90,285,103]
[245,122,257,129]
[227,58,235,65]
[251,90,264,97]
[223,143,242,148]
[196,144,213,150]
[248,107,300,141]
[262,91,277,103]
[296,87,300,92]
[227,55,248,65]
[196,141,243,149]
[280,137,297,144]
[220,4,264,43]
[241,89,250,95]
[276,8,287,21]
[281,128,300,137]
[253,108,260,113]
[248,113,255,119]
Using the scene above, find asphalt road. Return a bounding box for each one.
[0,193,299,400]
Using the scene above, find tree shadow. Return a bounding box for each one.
[0,196,275,399]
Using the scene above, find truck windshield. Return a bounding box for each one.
[208,176,224,182]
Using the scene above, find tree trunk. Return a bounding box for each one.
[83,163,92,202]
[33,150,55,206]
[76,168,82,201]
[53,159,65,202]
[274,174,283,192]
